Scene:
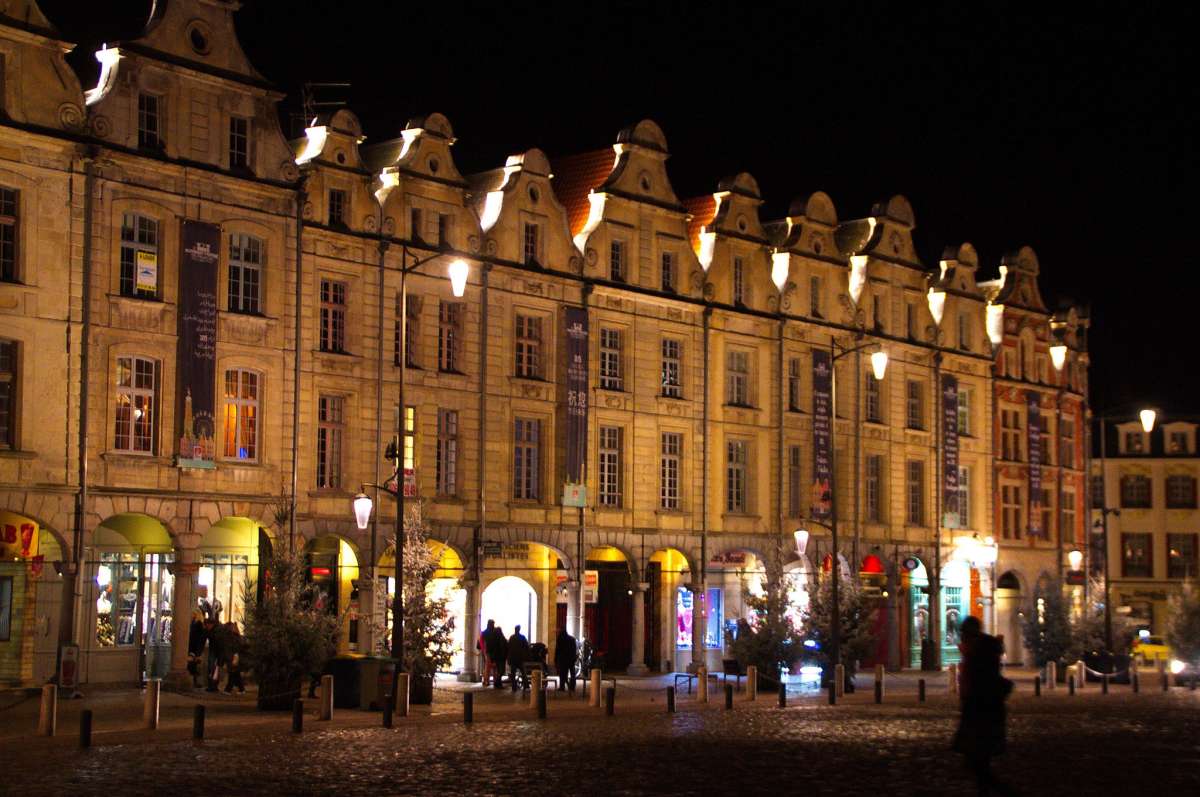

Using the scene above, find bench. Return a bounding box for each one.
[673,671,720,695]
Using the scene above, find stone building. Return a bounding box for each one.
[0,0,1089,686]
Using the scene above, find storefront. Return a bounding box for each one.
[647,548,690,673]
[0,511,64,687]
[474,541,561,664]
[304,536,359,654]
[907,558,972,667]
[584,546,632,671]
[378,541,466,672]
[196,517,269,630]
[88,513,174,683]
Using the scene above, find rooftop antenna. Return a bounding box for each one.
[291,82,351,138]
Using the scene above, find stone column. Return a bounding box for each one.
[166,548,196,689]
[567,579,582,641]
[458,578,480,682]
[688,581,705,673]
[357,577,376,655]
[628,582,649,675]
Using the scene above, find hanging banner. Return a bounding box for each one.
[582,569,599,604]
[942,374,961,529]
[564,306,589,492]
[1027,390,1042,537]
[176,220,220,469]
[810,348,833,519]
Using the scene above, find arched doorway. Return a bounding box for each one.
[481,576,537,648]
[89,513,174,683]
[907,558,972,667]
[995,570,1023,663]
[648,548,691,672]
[0,511,65,686]
[476,541,565,663]
[198,517,270,632]
[585,546,632,670]
[377,541,467,671]
[303,536,359,654]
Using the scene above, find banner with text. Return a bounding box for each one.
[176,220,220,468]
[942,374,961,529]
[811,348,833,520]
[564,306,589,489]
[1027,390,1042,537]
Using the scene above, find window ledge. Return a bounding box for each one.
[109,292,165,304]
[433,495,468,505]
[314,349,360,360]
[721,512,761,521]
[654,508,688,516]
[506,501,558,510]
[511,375,550,384]
[219,459,265,469]
[101,451,170,465]
[724,403,757,410]
[0,448,37,460]
[659,393,685,401]
[307,489,356,499]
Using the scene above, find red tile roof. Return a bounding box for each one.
[682,195,717,255]
[550,149,617,237]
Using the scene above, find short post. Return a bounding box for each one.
[536,685,547,719]
[1046,660,1056,690]
[918,678,926,703]
[604,686,615,716]
[193,704,205,740]
[667,685,676,713]
[144,678,161,730]
[1190,674,1197,692]
[530,669,543,706]
[79,709,92,749]
[698,667,709,704]
[874,664,884,704]
[292,698,304,733]
[1132,669,1139,694]
[1068,673,1075,696]
[778,682,787,708]
[1077,660,1087,690]
[1033,676,1041,697]
[383,695,393,728]
[1161,668,1169,693]
[948,663,958,696]
[396,673,410,718]
[724,683,734,710]
[590,668,602,707]
[746,666,758,701]
[38,683,57,737]
[319,674,334,721]
[827,681,836,705]
[463,692,473,724]
[835,663,845,698]
[1102,674,1109,694]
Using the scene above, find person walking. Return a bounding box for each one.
[486,624,507,689]
[479,620,498,686]
[222,621,246,694]
[953,615,1013,795]
[553,627,578,691]
[202,615,221,692]
[187,610,207,688]
[506,625,531,693]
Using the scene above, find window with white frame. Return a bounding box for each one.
[906,460,924,525]
[598,426,623,507]
[120,213,159,298]
[660,432,682,510]
[788,358,802,411]
[114,356,157,453]
[957,388,972,436]
[661,338,682,398]
[438,301,464,373]
[726,349,750,406]
[787,445,802,517]
[222,369,259,461]
[1001,484,1022,540]
[732,256,745,305]
[513,418,541,500]
[319,279,347,353]
[610,240,626,282]
[229,116,249,170]
[599,328,623,390]
[227,233,262,314]
[958,465,971,528]
[865,371,882,423]
[316,395,343,489]
[137,93,162,149]
[515,314,542,378]
[436,409,458,496]
[661,251,676,293]
[866,454,883,522]
[726,439,748,513]
[906,380,924,430]
[522,221,540,265]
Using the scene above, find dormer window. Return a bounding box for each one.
[522,221,540,265]
[810,276,822,318]
[661,251,675,293]
[610,240,626,282]
[328,189,347,228]
[1169,431,1190,455]
[958,312,971,351]
[732,257,745,306]
[1124,431,1146,454]
[229,116,249,170]
[137,93,163,150]
[410,207,423,242]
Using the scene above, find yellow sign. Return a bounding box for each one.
[0,511,39,560]
[135,250,158,292]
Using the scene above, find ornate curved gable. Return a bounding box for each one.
[0,0,85,131]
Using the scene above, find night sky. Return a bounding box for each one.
[40,0,1188,416]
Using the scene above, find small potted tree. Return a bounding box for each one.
[394,503,456,705]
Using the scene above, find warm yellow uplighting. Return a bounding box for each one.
[1140,409,1157,433]
[1049,344,1067,372]
[448,259,469,297]
[870,350,889,381]
[985,304,1005,347]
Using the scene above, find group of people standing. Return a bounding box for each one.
[477,620,578,692]
[187,600,245,694]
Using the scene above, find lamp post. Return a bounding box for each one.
[353,248,470,681]
[1049,342,1068,584]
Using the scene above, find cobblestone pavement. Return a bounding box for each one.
[4,678,1198,796]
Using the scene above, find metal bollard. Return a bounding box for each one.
[874,664,884,704]
[948,663,958,696]
[746,666,758,700]
[698,667,709,704]
[590,668,602,707]
[396,673,410,718]
[835,664,845,698]
[530,669,542,706]
[319,674,334,720]
[1077,660,1087,690]
[778,681,787,708]
[828,681,836,705]
[193,704,205,740]
[292,698,304,733]
[144,678,161,730]
[1102,674,1109,694]
[38,683,57,736]
[1132,670,1139,694]
[605,686,615,716]
[383,695,393,728]
[918,678,926,703]
[79,709,92,749]
[1068,674,1075,696]
[1033,676,1041,697]
[463,692,474,724]
[537,686,547,719]
[724,683,734,710]
[667,685,676,713]
[1046,660,1056,690]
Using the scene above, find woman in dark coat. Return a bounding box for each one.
[953,615,1013,795]
[187,611,207,688]
[553,628,578,691]
[486,625,508,689]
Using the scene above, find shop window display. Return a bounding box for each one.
[198,553,249,628]
[675,586,723,649]
[94,552,174,652]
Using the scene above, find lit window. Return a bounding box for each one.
[319,279,347,353]
[222,369,259,461]
[114,356,157,453]
[119,213,159,298]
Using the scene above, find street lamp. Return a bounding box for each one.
[1139,409,1157,434]
[794,528,810,559]
[1068,549,1083,571]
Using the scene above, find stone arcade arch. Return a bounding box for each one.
[377,540,468,671]
[0,509,68,687]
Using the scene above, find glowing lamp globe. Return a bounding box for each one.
[870,350,889,381]
[1049,344,1067,372]
[794,528,810,558]
[1140,409,1157,433]
[448,259,469,298]
[353,492,373,531]
[1068,549,1083,571]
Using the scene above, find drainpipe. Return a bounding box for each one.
[853,345,862,568]
[574,282,591,643]
[776,317,785,562]
[372,210,387,575]
[290,181,306,552]
[931,350,943,669]
[477,264,491,631]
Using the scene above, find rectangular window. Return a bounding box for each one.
[661,338,682,398]
[0,339,15,448]
[957,312,971,351]
[1060,419,1075,467]
[1120,475,1152,508]
[1168,431,1189,454]
[119,213,159,298]
[1001,409,1022,461]
[732,256,745,305]
[114,356,156,453]
[661,251,675,293]
[1125,431,1145,453]
[438,301,464,373]
[515,314,542,379]
[957,388,972,436]
[1167,533,1198,579]
[395,294,420,368]
[137,93,162,149]
[958,466,972,529]
[227,233,262,314]
[319,279,347,353]
[906,460,925,525]
[787,445,802,518]
[906,302,917,340]
[788,358,802,411]
[726,349,749,406]
[437,213,451,248]
[411,207,423,242]
[1091,474,1105,509]
[401,405,416,472]
[809,276,822,318]
[866,455,883,523]
[436,409,458,496]
[0,186,17,283]
[660,432,682,510]
[865,371,881,423]
[726,439,747,513]
[229,116,249,169]
[328,189,347,227]
[1062,490,1076,544]
[316,395,343,489]
[1166,475,1197,509]
[523,222,539,265]
[1121,533,1152,578]
[598,426,623,507]
[513,418,541,501]
[221,369,258,461]
[599,328,623,390]
[1041,488,1053,540]
[1002,485,1023,540]
[610,240,626,282]
[906,380,924,430]
[0,575,11,642]
[872,294,885,333]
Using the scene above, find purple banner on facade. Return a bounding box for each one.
[811,348,833,520]
[176,220,220,469]
[564,306,589,486]
[1027,390,1042,537]
[942,374,961,529]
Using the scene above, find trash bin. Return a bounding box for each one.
[325,656,364,709]
[920,638,936,671]
[361,657,397,710]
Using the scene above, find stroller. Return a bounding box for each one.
[524,642,550,688]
